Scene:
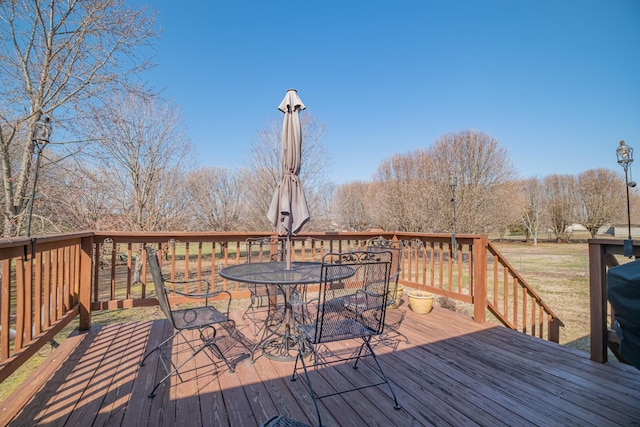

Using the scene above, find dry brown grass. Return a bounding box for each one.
[490,241,591,352]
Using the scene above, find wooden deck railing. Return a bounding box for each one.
[486,241,564,342]
[391,234,562,341]
[0,230,563,382]
[0,232,93,383]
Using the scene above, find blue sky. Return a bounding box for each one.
[138,0,640,184]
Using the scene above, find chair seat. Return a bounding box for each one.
[321,293,380,318]
[298,318,377,343]
[343,293,381,312]
[172,306,228,330]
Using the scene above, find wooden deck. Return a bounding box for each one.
[3,304,640,426]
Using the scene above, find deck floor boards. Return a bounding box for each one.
[4,304,640,427]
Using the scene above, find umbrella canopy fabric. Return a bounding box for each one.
[267,89,310,236]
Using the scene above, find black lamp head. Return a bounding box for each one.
[31,114,52,145]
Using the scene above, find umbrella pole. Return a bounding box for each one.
[286,234,292,270]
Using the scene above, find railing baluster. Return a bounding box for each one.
[1,259,10,361]
[34,251,42,337]
[109,245,116,300]
[43,250,51,330]
[126,243,133,299]
[15,256,25,350]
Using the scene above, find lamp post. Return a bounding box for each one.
[616,140,635,257]
[449,173,458,258]
[26,114,52,237]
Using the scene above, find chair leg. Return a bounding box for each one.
[140,331,179,367]
[291,352,300,382]
[143,326,238,398]
[145,330,203,398]
[383,309,410,344]
[199,324,236,373]
[351,341,369,369]
[242,286,265,336]
[363,338,401,410]
[147,379,164,399]
[140,331,187,392]
[243,285,281,337]
[291,346,323,427]
[250,306,287,362]
[289,285,314,326]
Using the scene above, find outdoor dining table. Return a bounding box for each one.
[219,261,355,361]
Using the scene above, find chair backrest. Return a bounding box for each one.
[312,251,392,343]
[246,236,324,264]
[366,239,402,305]
[246,237,285,263]
[146,246,175,325]
[366,237,401,279]
[367,245,400,279]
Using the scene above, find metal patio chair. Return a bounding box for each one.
[291,251,401,426]
[140,246,237,398]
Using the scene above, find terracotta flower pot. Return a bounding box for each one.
[408,291,434,315]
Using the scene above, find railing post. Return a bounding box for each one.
[548,316,561,343]
[79,236,93,330]
[473,236,487,323]
[589,241,608,362]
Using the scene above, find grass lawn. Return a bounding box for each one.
[491,241,592,351]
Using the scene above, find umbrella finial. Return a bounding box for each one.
[278,90,305,114]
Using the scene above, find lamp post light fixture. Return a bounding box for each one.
[449,172,458,258]
[616,140,635,257]
[26,114,52,237]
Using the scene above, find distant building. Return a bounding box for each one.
[605,224,640,238]
[565,223,588,232]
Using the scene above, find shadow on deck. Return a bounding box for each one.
[3,305,640,426]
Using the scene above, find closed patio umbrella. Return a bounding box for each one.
[267,89,310,269]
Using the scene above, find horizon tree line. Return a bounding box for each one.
[19,112,633,245]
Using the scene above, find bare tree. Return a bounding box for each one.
[309,182,337,231]
[373,151,438,232]
[184,166,247,231]
[35,158,117,232]
[81,91,190,231]
[521,177,546,245]
[543,174,577,242]
[369,131,518,235]
[575,168,624,238]
[245,113,330,231]
[427,130,519,234]
[333,181,377,231]
[0,0,157,236]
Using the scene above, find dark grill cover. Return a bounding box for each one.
[607,260,640,370]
